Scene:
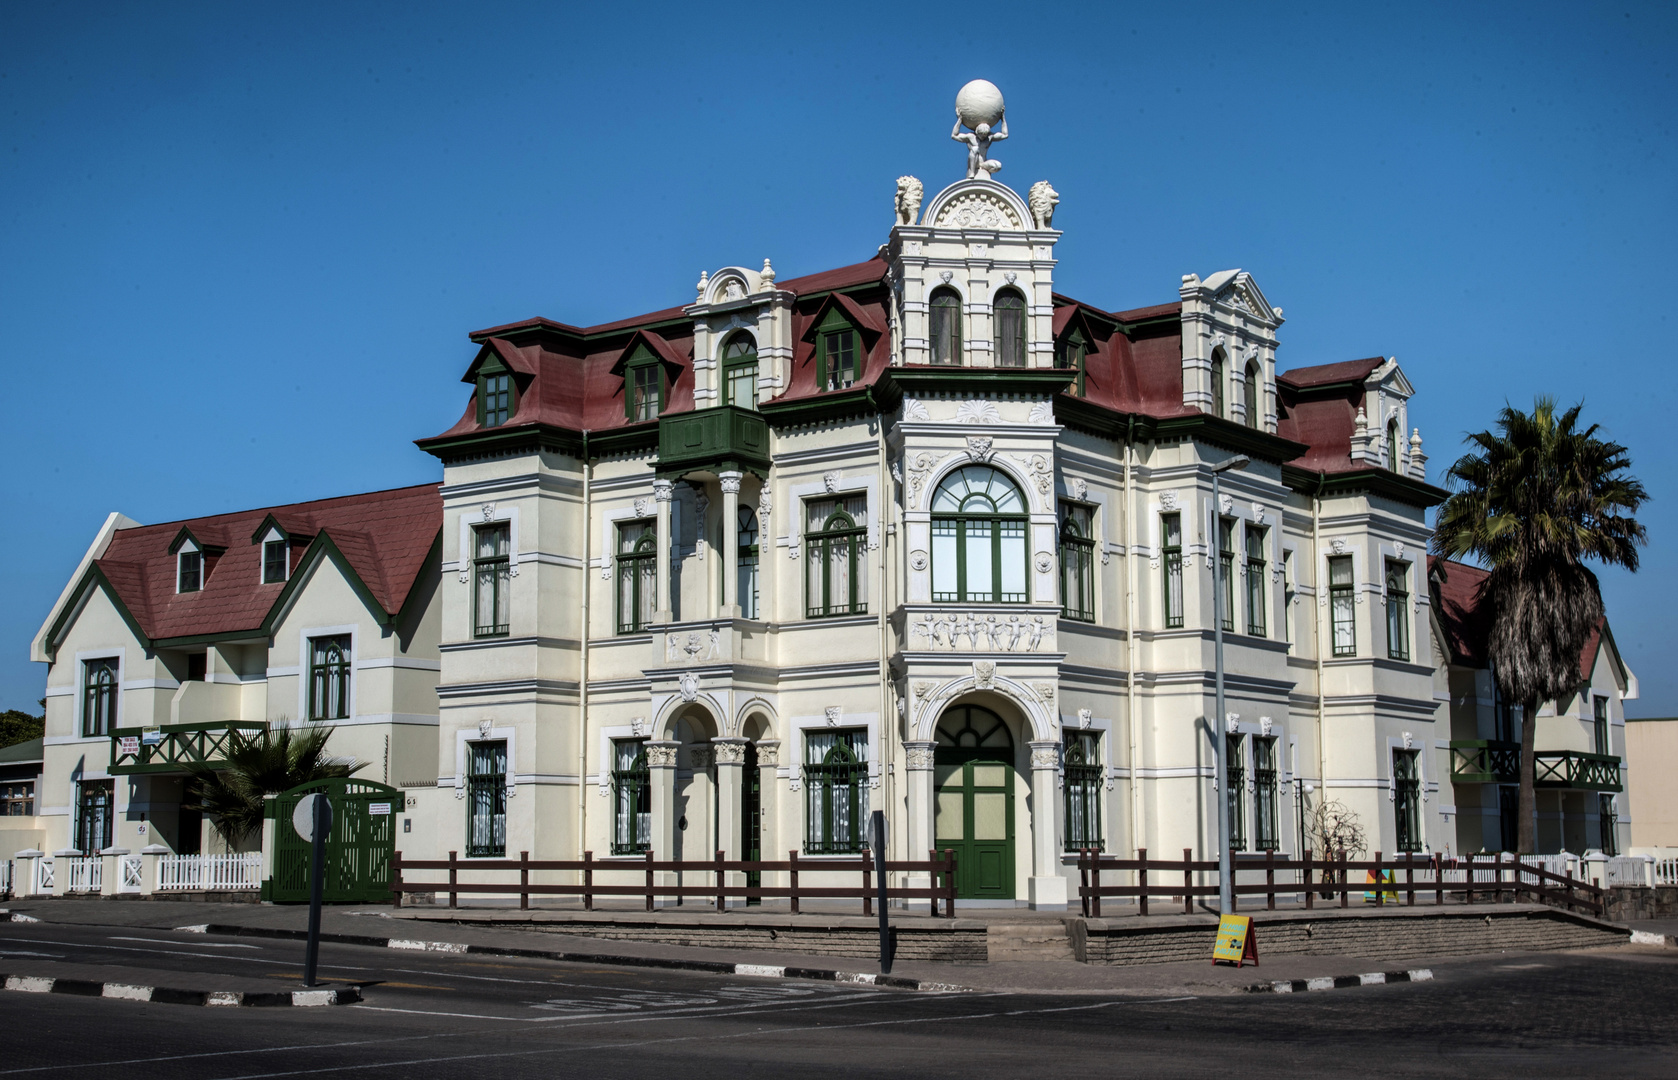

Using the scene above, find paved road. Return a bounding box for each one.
[1,922,1676,1078]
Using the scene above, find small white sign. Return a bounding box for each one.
[369,803,391,816]
[141,728,163,746]
[118,736,140,756]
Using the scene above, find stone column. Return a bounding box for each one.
[713,737,747,905]
[646,740,680,900]
[1028,741,1068,910]
[653,479,675,624]
[904,740,937,910]
[754,740,780,879]
[719,472,743,618]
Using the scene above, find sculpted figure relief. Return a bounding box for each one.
[952,116,1008,179]
[895,176,923,226]
[1028,181,1059,229]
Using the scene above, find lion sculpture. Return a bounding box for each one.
[1028,181,1059,230]
[895,176,924,227]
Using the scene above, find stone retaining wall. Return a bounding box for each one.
[523,918,989,962]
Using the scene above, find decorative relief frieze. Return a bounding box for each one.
[909,549,929,571]
[1027,400,1053,425]
[956,400,1002,425]
[1016,453,1052,493]
[906,744,936,770]
[903,398,931,421]
[755,741,779,768]
[678,671,699,702]
[634,497,652,518]
[712,740,747,765]
[719,474,742,494]
[646,743,679,767]
[823,470,841,494]
[910,612,1054,651]
[1034,552,1053,574]
[974,661,996,689]
[935,191,1021,229]
[1030,745,1060,769]
[907,451,939,506]
[1070,478,1087,501]
[1077,708,1092,729]
[966,436,994,464]
[1159,490,1179,512]
[824,706,842,727]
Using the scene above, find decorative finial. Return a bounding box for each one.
[952,80,1008,179]
[1410,427,1423,451]
[696,269,708,300]
[760,258,775,289]
[1354,406,1368,432]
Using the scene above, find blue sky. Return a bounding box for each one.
[1,1,1673,714]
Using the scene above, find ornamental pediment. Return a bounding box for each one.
[918,178,1033,233]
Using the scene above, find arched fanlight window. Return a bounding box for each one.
[1387,417,1401,472]
[1210,348,1226,418]
[993,289,1027,368]
[930,466,1028,604]
[721,333,758,410]
[930,288,963,366]
[1244,362,1261,429]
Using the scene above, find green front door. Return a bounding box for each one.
[934,706,1015,901]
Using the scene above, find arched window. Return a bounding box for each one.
[805,495,867,617]
[929,288,962,366]
[1387,418,1401,472]
[308,635,351,721]
[737,505,759,619]
[931,466,1028,604]
[82,659,117,738]
[1244,362,1260,429]
[1210,349,1226,418]
[804,731,868,854]
[993,289,1027,368]
[722,333,758,410]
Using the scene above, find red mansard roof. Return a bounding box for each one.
[1275,358,1388,474]
[94,484,442,642]
[1429,556,1607,680]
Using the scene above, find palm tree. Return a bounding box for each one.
[1432,398,1646,853]
[185,724,364,848]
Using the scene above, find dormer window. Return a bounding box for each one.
[1244,361,1261,430]
[262,535,288,584]
[178,544,202,593]
[930,288,962,366]
[1387,417,1401,472]
[625,346,663,421]
[480,373,512,427]
[1057,329,1087,396]
[721,333,758,410]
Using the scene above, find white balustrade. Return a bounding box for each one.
[157,853,263,891]
[62,855,102,893]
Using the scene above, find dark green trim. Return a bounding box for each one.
[759,385,877,429]
[249,513,313,545]
[878,367,1076,407]
[1153,414,1309,465]
[42,565,153,664]
[166,525,225,557]
[1280,465,1448,509]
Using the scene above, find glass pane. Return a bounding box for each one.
[931,522,958,600]
[934,763,959,787]
[971,764,1006,787]
[999,520,1026,601]
[936,791,965,840]
[964,519,992,600]
[973,793,1007,840]
[1329,556,1352,587]
[828,536,852,613]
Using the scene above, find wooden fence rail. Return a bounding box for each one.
[390,849,960,917]
[1077,849,1605,919]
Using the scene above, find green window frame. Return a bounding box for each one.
[1062,730,1103,852]
[615,521,657,634]
[1058,500,1095,622]
[1218,518,1236,633]
[1329,555,1356,657]
[308,635,351,721]
[736,505,760,619]
[993,288,1027,368]
[1593,695,1610,756]
[625,346,663,422]
[1385,559,1410,661]
[262,538,288,584]
[1243,362,1260,429]
[477,356,514,429]
[816,309,860,391]
[178,548,202,593]
[805,495,867,618]
[466,740,507,858]
[929,288,962,365]
[1393,749,1422,853]
[1161,512,1183,628]
[1211,349,1226,418]
[1253,736,1279,851]
[930,466,1028,604]
[82,658,118,738]
[75,779,113,854]
[473,523,511,638]
[1058,330,1088,396]
[1226,734,1247,852]
[1282,549,1295,647]
[721,334,758,410]
[804,729,868,854]
[1599,794,1618,855]
[1245,525,1267,637]
[611,739,651,855]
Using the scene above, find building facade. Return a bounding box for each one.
[33,118,1545,905]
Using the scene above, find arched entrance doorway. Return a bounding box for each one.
[935,705,1016,901]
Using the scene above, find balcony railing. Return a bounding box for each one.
[1449,740,1521,784]
[1534,750,1622,792]
[109,720,267,775]
[1448,741,1622,792]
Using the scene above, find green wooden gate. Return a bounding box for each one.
[262,777,399,903]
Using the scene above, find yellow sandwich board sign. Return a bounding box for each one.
[1213,913,1258,967]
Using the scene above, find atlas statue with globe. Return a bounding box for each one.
[952,79,1008,179]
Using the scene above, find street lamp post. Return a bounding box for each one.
[1211,455,1250,915]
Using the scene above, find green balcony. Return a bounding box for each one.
[1449,740,1521,784]
[109,720,267,775]
[657,405,771,476]
[1534,750,1622,792]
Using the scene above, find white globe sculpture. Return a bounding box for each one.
[955,79,1005,130]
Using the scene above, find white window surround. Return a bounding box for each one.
[296,624,357,724]
[786,712,880,790]
[73,649,124,736]
[453,725,517,802]
[175,539,199,595]
[785,473,881,552]
[456,505,521,602]
[593,723,644,794]
[596,501,681,581]
[260,527,288,584]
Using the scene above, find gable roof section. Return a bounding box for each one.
[40,484,442,659]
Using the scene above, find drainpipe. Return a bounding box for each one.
[878,411,894,873]
[578,441,593,875]
[1313,471,1327,829]
[1123,416,1142,857]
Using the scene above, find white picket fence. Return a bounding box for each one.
[0,859,12,897]
[157,853,263,891]
[1653,856,1678,887]
[62,855,102,893]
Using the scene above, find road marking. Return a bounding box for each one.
[388,939,468,953]
[0,936,378,973]
[100,984,153,1002]
[111,936,260,949]
[0,950,66,959]
[0,1035,449,1075]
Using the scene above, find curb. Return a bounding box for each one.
[1247,968,1433,994]
[2,973,360,1007]
[180,924,969,993]
[1629,929,1678,948]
